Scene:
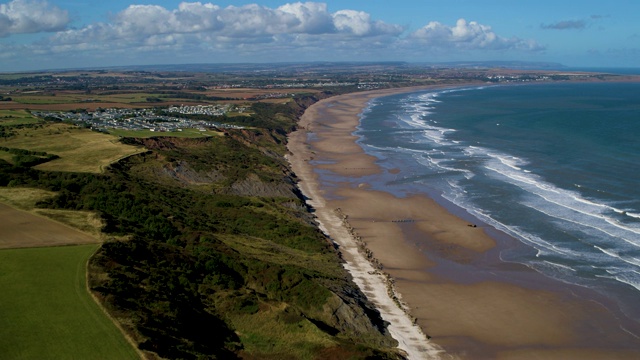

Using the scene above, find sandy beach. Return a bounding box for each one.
[287,86,640,359]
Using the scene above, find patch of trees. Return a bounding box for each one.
[0,127,14,138]
[219,95,318,133]
[0,147,59,167]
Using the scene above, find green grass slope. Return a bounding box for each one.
[0,244,139,360]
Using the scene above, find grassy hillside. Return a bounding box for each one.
[0,123,145,173]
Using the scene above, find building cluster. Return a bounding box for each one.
[485,74,551,82]
[167,104,248,116]
[32,107,244,133]
[260,81,388,89]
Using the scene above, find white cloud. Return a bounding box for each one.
[411,18,543,51]
[0,0,69,37]
[332,10,403,36]
[1,2,545,70]
[44,1,412,61]
[50,1,403,46]
[277,2,334,34]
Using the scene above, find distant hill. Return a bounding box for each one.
[33,60,566,74]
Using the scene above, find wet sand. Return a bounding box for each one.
[287,86,640,359]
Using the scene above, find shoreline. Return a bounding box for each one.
[287,84,640,359]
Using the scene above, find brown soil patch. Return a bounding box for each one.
[0,203,98,249]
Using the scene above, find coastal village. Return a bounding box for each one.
[31,104,247,133]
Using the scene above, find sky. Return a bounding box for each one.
[0,0,639,72]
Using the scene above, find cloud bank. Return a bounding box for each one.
[1,1,545,69]
[0,0,69,37]
[51,2,404,46]
[411,19,542,51]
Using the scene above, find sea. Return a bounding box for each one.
[355,81,640,326]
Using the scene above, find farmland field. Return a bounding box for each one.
[0,203,99,249]
[0,102,150,111]
[0,188,105,240]
[7,91,219,108]
[0,244,139,359]
[10,92,166,105]
[0,123,146,173]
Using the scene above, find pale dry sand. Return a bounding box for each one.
[287,87,640,359]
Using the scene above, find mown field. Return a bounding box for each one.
[0,188,135,357]
[0,123,146,173]
[0,244,139,359]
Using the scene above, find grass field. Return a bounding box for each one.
[0,244,140,359]
[92,93,165,103]
[0,150,13,163]
[0,123,146,173]
[0,187,57,210]
[10,92,199,106]
[9,92,152,105]
[0,110,42,126]
[11,95,78,105]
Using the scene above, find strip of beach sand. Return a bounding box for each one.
[287,85,640,359]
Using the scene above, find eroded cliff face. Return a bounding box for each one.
[147,137,396,346]
[161,160,226,184]
[320,287,397,347]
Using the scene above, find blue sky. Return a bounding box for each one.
[0,0,638,71]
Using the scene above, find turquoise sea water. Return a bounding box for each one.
[356,82,640,324]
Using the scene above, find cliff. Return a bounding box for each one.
[79,97,405,359]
